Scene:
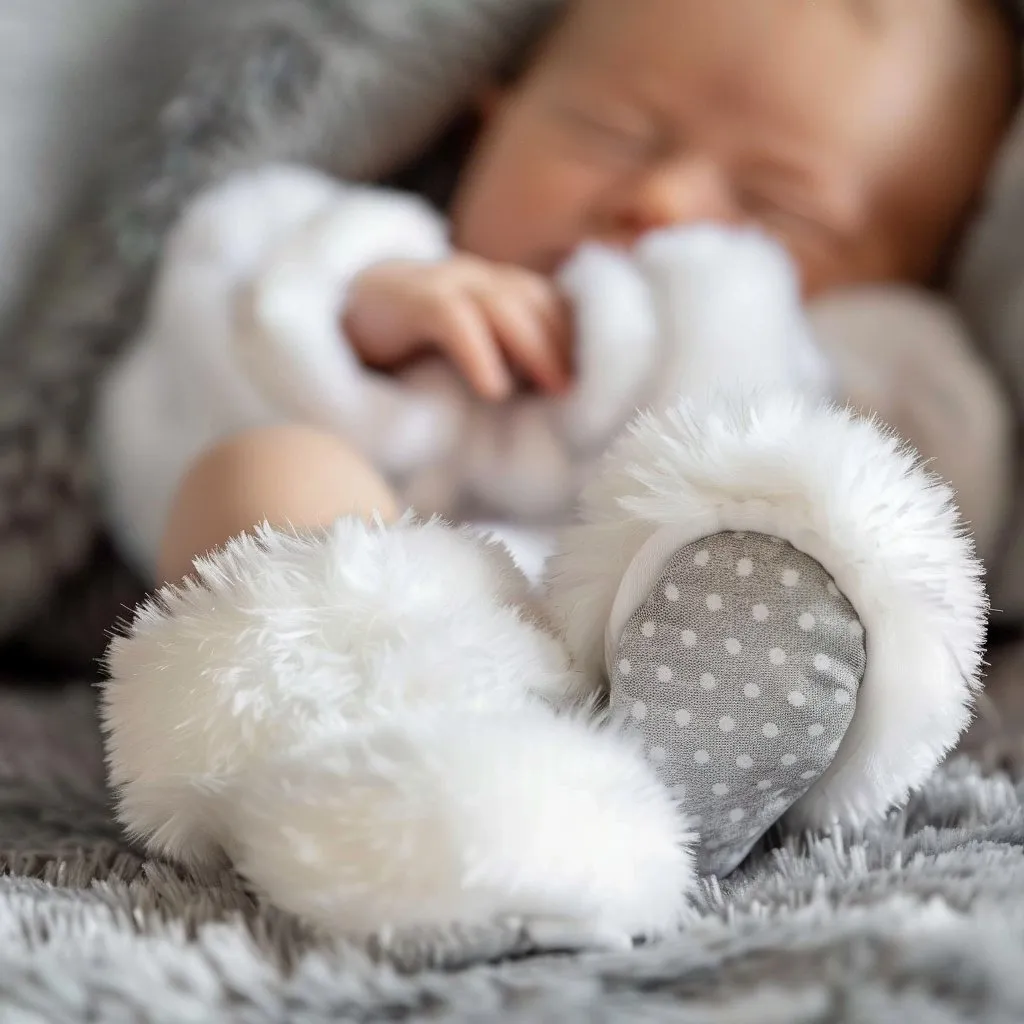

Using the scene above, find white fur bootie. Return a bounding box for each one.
[102,517,694,950]
[546,393,988,875]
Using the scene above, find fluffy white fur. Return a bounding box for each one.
[546,395,988,830]
[103,518,694,945]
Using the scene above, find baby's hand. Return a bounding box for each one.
[343,255,572,400]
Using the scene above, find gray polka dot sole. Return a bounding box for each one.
[609,531,867,877]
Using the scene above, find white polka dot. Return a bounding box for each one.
[700,673,717,690]
[736,755,754,769]
[649,746,667,764]
[657,665,673,683]
[694,550,710,567]
[706,593,723,612]
[681,630,697,648]
[618,659,631,676]
[781,754,797,767]
[813,653,831,672]
[712,783,730,797]
[835,688,852,706]
[763,723,780,739]
[736,558,754,577]
[725,637,742,656]
[827,581,841,598]
[787,691,807,708]
[781,569,800,588]
[719,716,736,733]
[801,770,818,780]
[675,709,692,727]
[752,604,771,622]
[849,620,865,640]
[665,583,680,602]
[672,783,687,801]
[769,648,787,666]
[799,613,816,631]
[641,621,657,639]
[632,702,647,721]
[729,808,747,823]
[744,683,761,699]
[691,815,703,828]
[808,723,825,738]
[757,779,773,791]
[694,750,710,765]
[828,739,842,754]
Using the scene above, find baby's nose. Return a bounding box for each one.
[604,156,736,245]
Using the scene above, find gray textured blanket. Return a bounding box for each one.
[4,1,1024,1020]
[2,677,1024,1023]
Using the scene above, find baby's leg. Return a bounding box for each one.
[158,425,400,583]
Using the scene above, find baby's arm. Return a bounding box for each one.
[809,286,1015,562]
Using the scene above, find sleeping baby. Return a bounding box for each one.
[97,0,1020,940]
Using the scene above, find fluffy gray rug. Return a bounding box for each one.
[3,674,1024,1023]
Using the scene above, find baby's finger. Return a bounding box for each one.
[427,296,513,401]
[534,287,576,378]
[477,287,571,395]
[505,271,576,383]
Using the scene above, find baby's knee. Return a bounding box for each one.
[159,425,399,584]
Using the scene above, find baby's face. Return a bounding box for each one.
[451,0,1015,297]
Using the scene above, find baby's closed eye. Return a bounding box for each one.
[551,103,663,162]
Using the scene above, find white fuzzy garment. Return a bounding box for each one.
[93,163,1011,581]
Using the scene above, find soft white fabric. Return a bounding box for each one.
[95,163,1009,583]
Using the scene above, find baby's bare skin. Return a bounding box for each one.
[159,0,1019,581]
